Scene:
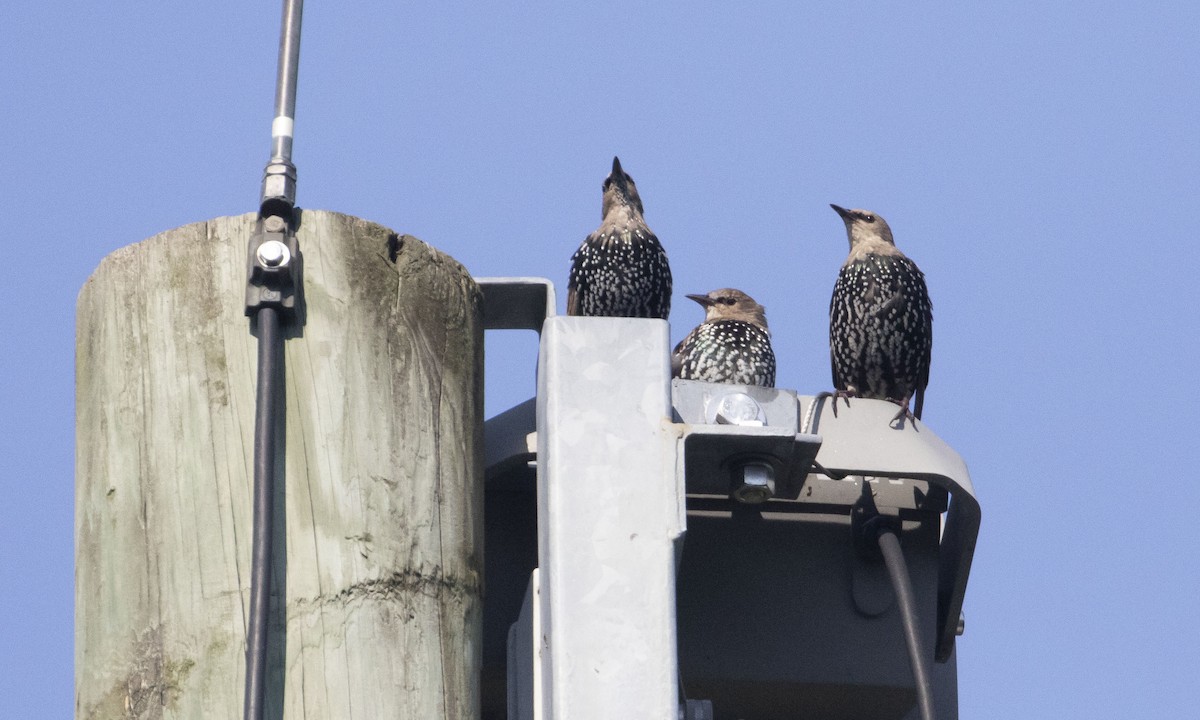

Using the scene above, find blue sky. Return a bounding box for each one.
[3,2,1199,717]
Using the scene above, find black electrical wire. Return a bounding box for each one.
[244,307,282,720]
[244,1,303,717]
[877,526,936,720]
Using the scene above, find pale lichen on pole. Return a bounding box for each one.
[75,210,483,719]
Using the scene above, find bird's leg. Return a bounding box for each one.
[889,394,918,429]
[832,386,857,417]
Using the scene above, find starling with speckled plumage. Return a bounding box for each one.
[829,205,933,420]
[567,157,672,318]
[672,288,776,387]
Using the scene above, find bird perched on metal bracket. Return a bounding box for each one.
[673,288,776,387]
[828,205,933,423]
[567,157,672,319]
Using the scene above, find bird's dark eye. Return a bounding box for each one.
[719,297,736,305]
[863,214,875,222]
[603,178,613,190]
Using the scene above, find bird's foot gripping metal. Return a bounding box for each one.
[831,387,858,417]
[888,395,919,430]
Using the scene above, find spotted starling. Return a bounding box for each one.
[672,288,776,387]
[828,205,932,421]
[567,157,672,318]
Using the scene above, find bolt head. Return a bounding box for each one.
[707,392,766,426]
[256,239,291,268]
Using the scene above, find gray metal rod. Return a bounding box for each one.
[260,0,304,213]
[270,0,304,164]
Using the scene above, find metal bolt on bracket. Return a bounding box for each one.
[256,239,291,268]
[733,461,775,504]
[707,391,767,426]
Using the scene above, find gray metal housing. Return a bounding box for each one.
[477,278,979,720]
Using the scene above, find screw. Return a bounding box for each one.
[263,215,287,233]
[256,239,290,268]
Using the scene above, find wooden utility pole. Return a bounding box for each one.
[75,210,483,719]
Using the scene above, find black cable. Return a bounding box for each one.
[877,526,936,720]
[244,2,303,716]
[244,307,282,720]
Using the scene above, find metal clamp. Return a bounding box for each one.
[245,213,302,317]
[805,394,980,662]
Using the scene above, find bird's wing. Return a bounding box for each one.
[914,312,931,419]
[649,230,673,319]
[565,235,591,317]
[910,257,933,418]
[670,336,686,377]
[829,272,850,390]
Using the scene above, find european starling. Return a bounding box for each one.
[567,157,672,318]
[672,288,776,387]
[828,205,933,421]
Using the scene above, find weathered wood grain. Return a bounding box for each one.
[76,210,483,719]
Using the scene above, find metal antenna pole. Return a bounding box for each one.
[261,0,304,217]
[244,2,304,719]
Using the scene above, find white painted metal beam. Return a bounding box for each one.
[535,316,683,720]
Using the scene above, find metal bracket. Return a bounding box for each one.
[804,394,980,662]
[478,277,556,332]
[244,213,302,317]
[672,380,821,501]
